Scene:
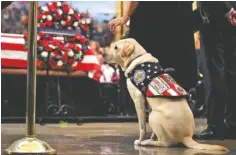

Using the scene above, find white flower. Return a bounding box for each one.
[81,20,85,24]
[42,15,46,20]
[48,44,56,49]
[41,51,48,58]
[57,60,63,66]
[50,52,55,57]
[68,50,74,57]
[68,8,74,15]
[86,18,91,24]
[72,61,78,67]
[67,16,71,20]
[37,35,40,41]
[73,22,79,27]
[47,15,52,21]
[61,51,65,54]
[57,2,62,7]
[41,6,48,12]
[57,9,63,15]
[61,20,66,26]
[87,46,91,50]
[76,52,82,57]
[76,44,82,48]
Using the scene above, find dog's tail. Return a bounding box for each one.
[183,137,229,152]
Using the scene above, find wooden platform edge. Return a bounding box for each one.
[1,68,88,77]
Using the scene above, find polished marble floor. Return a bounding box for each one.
[2,119,236,155]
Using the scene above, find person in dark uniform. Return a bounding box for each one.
[194,1,236,140]
[109,1,197,92]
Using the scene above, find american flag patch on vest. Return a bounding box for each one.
[146,73,188,97]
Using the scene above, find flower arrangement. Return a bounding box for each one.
[36,2,89,34]
[23,2,92,72]
[24,32,91,71]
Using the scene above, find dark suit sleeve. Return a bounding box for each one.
[201,1,234,19]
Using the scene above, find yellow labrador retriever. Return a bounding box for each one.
[103,38,228,152]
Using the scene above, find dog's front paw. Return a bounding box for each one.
[134,139,141,145]
[140,139,152,146]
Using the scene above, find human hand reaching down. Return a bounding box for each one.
[108,15,129,32]
[227,9,236,26]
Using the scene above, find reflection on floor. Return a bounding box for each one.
[2,119,236,155]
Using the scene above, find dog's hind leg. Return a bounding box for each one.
[145,107,171,147]
[127,79,147,145]
[140,139,166,147]
[150,132,157,140]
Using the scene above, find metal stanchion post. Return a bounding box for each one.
[115,1,121,41]
[5,2,56,154]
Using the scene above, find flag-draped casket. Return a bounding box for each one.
[1,33,101,81]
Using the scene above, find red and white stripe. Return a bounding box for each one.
[1,33,101,81]
[146,74,187,97]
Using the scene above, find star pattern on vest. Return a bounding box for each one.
[132,62,164,88]
[129,62,186,98]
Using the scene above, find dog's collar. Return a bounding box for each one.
[124,53,146,70]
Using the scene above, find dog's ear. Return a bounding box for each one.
[121,41,135,58]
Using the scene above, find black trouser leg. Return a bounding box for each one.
[202,25,227,130]
[199,35,211,109]
[225,35,236,128]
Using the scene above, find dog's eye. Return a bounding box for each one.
[114,46,118,50]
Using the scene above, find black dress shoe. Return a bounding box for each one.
[193,126,224,140]
[224,119,236,139]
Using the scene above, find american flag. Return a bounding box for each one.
[1,33,101,81]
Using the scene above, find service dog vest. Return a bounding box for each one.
[127,62,188,98]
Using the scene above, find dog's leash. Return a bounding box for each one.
[163,67,175,73]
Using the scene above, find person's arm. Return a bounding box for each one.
[225,8,234,18]
[124,1,139,19]
[108,1,139,32]
[201,1,236,26]
[201,1,234,19]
